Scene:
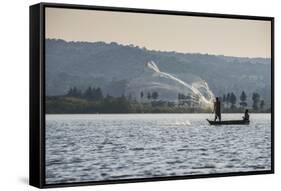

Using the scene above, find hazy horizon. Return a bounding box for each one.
[46,38,271,59]
[46,8,271,58]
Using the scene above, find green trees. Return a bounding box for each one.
[65,87,103,101]
[223,94,226,103]
[229,92,237,109]
[221,91,266,112]
[152,92,159,100]
[239,91,247,108]
[84,87,93,100]
[222,92,237,109]
[147,92,151,100]
[53,86,132,113]
[260,100,265,110]
[252,92,261,110]
[67,86,82,97]
[68,86,104,101]
[47,87,269,113]
[95,88,103,101]
[178,93,191,100]
[226,93,231,107]
[140,91,144,99]
[178,93,182,100]
[144,91,159,101]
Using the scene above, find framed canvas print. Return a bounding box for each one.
[30,2,274,188]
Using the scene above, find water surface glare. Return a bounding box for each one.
[46,113,271,184]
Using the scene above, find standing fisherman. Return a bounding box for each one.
[214,97,221,121]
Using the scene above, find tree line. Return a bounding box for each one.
[222,91,266,111]
[67,86,104,101]
[46,86,269,114]
[140,91,159,100]
[46,86,211,113]
[46,86,132,113]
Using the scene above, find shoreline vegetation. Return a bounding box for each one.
[46,87,271,114]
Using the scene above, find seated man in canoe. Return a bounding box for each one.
[213,97,221,121]
[243,109,250,121]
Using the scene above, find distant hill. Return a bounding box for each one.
[46,39,271,106]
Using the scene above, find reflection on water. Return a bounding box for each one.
[45,114,271,184]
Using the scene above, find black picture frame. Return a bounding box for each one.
[30,2,275,188]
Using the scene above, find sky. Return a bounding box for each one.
[46,7,271,58]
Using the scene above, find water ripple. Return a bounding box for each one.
[46,113,271,184]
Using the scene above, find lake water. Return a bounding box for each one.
[45,113,271,184]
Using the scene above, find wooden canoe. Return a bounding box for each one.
[206,119,250,125]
